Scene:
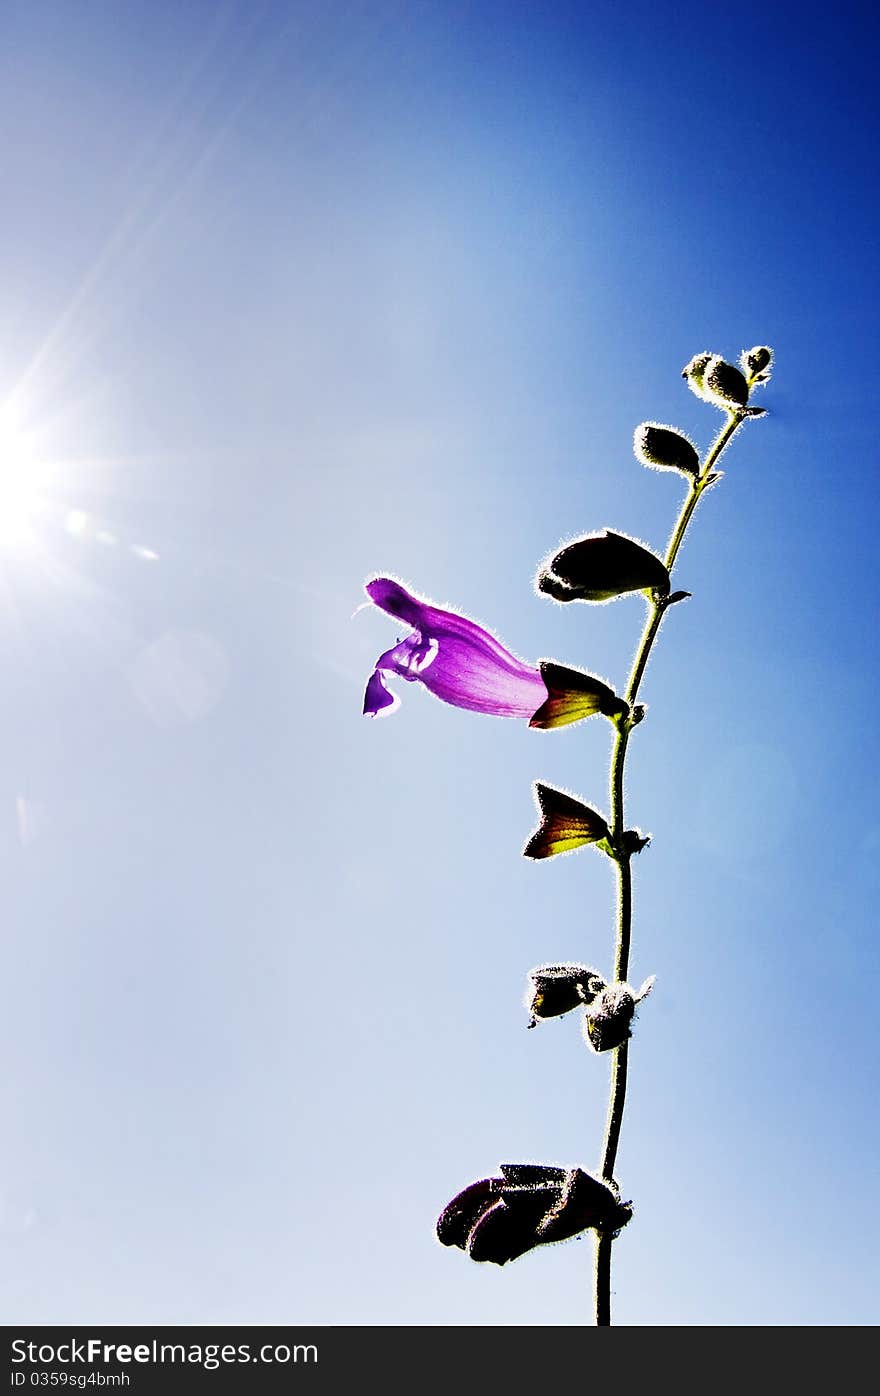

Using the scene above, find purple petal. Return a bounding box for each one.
[363,669,399,717]
[466,1199,540,1265]
[364,577,547,719]
[365,578,427,630]
[436,1178,499,1251]
[466,1182,560,1264]
[405,633,545,717]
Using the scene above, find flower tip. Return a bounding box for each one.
[436,1178,498,1251]
[363,575,383,601]
[364,575,404,608]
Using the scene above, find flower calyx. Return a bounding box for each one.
[523,784,612,861]
[583,977,655,1053]
[529,662,628,731]
[524,963,606,1027]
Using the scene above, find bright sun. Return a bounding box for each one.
[0,399,160,568]
[0,411,43,549]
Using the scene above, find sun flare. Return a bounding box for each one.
[0,410,43,549]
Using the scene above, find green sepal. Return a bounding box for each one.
[538,530,670,604]
[633,422,700,478]
[523,783,610,860]
[529,661,628,730]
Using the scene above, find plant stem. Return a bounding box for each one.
[593,407,745,1326]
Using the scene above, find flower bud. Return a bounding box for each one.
[523,783,611,860]
[538,530,670,604]
[621,829,651,856]
[681,351,715,399]
[740,345,773,381]
[529,662,627,730]
[633,423,701,478]
[525,963,606,1026]
[702,355,749,409]
[437,1164,632,1265]
[583,977,654,1052]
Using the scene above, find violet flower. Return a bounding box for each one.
[362,577,548,720]
[436,1164,632,1266]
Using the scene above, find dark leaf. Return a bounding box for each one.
[633,423,700,477]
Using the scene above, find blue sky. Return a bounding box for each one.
[0,0,876,1325]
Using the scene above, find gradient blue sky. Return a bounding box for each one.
[0,0,876,1326]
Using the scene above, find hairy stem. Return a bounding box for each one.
[593,407,746,1326]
